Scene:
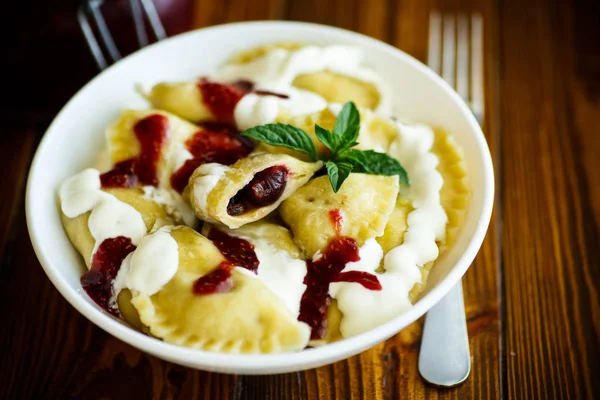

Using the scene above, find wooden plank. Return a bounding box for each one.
[499,0,600,398]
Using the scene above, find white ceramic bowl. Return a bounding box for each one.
[26,21,494,374]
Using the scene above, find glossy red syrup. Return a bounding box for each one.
[334,271,382,290]
[198,78,289,123]
[298,237,382,339]
[198,78,248,123]
[81,237,136,316]
[234,79,289,99]
[99,159,138,188]
[101,114,169,188]
[193,228,260,295]
[328,209,344,234]
[170,123,253,193]
[192,261,235,295]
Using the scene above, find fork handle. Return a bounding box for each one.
[418,280,471,386]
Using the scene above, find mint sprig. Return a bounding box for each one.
[241,123,318,161]
[241,101,409,192]
[325,161,353,193]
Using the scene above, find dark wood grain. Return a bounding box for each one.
[1,0,598,398]
[499,0,600,398]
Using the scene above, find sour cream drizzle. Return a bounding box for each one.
[189,163,232,221]
[208,45,391,131]
[59,168,147,261]
[329,122,447,337]
[114,226,179,297]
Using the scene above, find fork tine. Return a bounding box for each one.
[456,14,469,101]
[442,14,456,88]
[78,3,108,70]
[130,0,149,47]
[140,0,167,40]
[428,12,442,74]
[471,14,484,123]
[88,0,122,62]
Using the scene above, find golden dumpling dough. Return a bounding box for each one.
[61,187,175,268]
[293,71,380,111]
[186,153,322,229]
[117,289,145,331]
[106,109,199,187]
[376,198,412,254]
[229,42,305,64]
[130,226,310,353]
[354,109,399,152]
[280,173,399,257]
[147,82,213,123]
[432,128,470,252]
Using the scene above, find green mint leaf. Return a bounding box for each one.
[340,123,360,148]
[325,161,353,193]
[339,149,409,184]
[337,149,368,170]
[356,150,409,184]
[241,123,317,161]
[315,124,339,153]
[333,101,360,138]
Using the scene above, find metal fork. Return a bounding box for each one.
[418,12,484,387]
[78,0,167,71]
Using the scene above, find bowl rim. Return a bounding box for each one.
[26,20,494,373]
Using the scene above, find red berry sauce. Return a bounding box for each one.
[226,165,289,216]
[170,122,253,193]
[198,78,248,123]
[193,228,259,295]
[328,209,344,234]
[234,79,289,99]
[192,261,235,295]
[198,78,289,123]
[81,236,137,316]
[101,114,170,188]
[298,237,382,340]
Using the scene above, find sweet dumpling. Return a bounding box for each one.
[186,153,322,229]
[129,226,310,353]
[201,221,308,318]
[106,109,198,173]
[279,173,400,257]
[60,180,175,268]
[292,71,381,111]
[104,109,253,224]
[148,80,253,124]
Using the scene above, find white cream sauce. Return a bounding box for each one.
[114,227,179,297]
[329,122,447,337]
[189,163,231,220]
[59,168,147,262]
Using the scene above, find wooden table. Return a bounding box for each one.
[1,0,598,398]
